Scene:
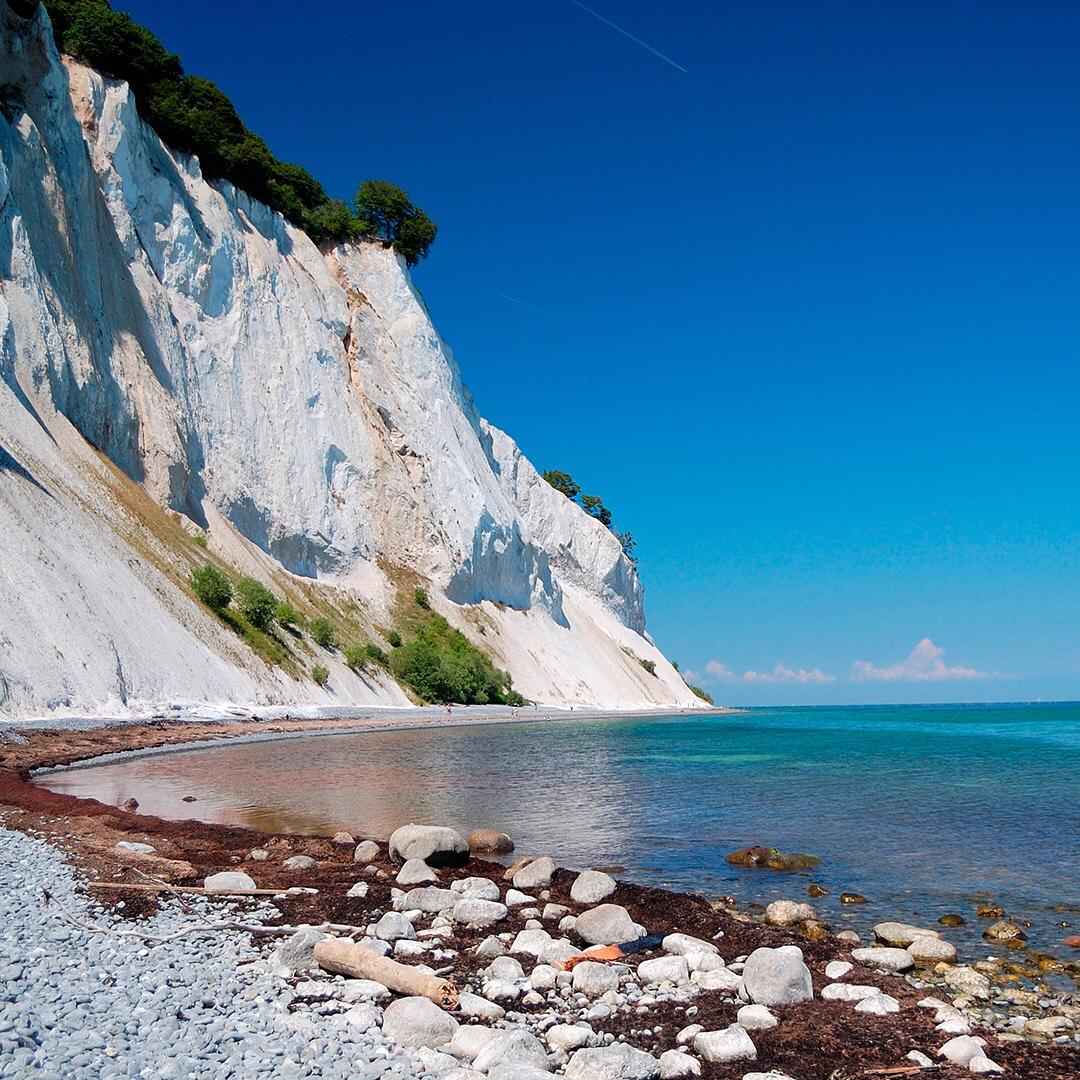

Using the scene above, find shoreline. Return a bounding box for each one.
[1,716,1078,1078]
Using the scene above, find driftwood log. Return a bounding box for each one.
[314,938,459,1009]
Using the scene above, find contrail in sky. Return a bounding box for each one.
[567,0,688,74]
[499,293,548,314]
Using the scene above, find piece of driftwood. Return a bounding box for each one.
[314,938,459,1009]
[87,881,284,896]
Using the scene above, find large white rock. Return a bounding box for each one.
[396,858,438,886]
[907,936,957,964]
[570,870,617,903]
[741,946,813,1006]
[511,928,553,956]
[453,898,508,927]
[574,904,643,945]
[572,961,621,996]
[451,877,502,901]
[513,857,556,890]
[851,947,914,973]
[396,887,457,913]
[763,900,815,927]
[374,911,416,942]
[662,933,718,957]
[821,983,882,1002]
[854,993,901,1015]
[566,1043,661,1079]
[203,871,256,892]
[736,1004,777,1031]
[937,1035,987,1068]
[693,1025,758,1063]
[449,1026,499,1062]
[389,825,469,868]
[637,955,689,986]
[354,840,381,863]
[873,921,940,946]
[456,992,505,1020]
[381,996,458,1049]
[472,1029,551,1073]
[547,1024,592,1052]
[658,1050,700,1078]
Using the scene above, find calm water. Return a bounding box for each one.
[42,703,1080,961]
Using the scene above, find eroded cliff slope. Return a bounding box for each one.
[0,5,701,717]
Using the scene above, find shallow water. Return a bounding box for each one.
[42,702,1080,961]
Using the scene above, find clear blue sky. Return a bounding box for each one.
[120,0,1080,705]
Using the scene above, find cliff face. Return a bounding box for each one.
[0,5,701,717]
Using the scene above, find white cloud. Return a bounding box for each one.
[704,659,835,685]
[851,638,987,682]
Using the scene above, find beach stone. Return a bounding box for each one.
[283,855,317,871]
[566,1043,660,1079]
[937,1035,987,1067]
[692,967,744,992]
[457,991,505,1020]
[538,938,578,966]
[907,1051,934,1067]
[663,933,718,957]
[115,841,155,854]
[575,904,644,945]
[851,946,914,972]
[467,828,515,854]
[983,919,1026,943]
[840,892,867,904]
[453,898,508,927]
[506,888,536,906]
[483,978,522,1002]
[396,858,438,885]
[347,879,369,898]
[513,857,556,890]
[388,824,469,867]
[272,927,327,972]
[742,946,813,1006]
[489,1067,554,1080]
[968,1056,1005,1075]
[354,840,380,862]
[836,930,861,944]
[528,963,559,990]
[512,928,553,956]
[547,1024,592,1052]
[874,921,940,947]
[543,903,570,921]
[339,978,391,1001]
[659,1050,700,1078]
[942,966,992,1000]
[825,960,852,980]
[637,955,689,986]
[343,1001,382,1032]
[821,983,882,1002]
[571,870,617,904]
[686,950,725,973]
[203,871,256,892]
[449,1025,499,1062]
[399,886,457,913]
[676,1024,703,1045]
[737,1004,777,1030]
[742,1074,797,1080]
[451,876,501,901]
[248,847,269,860]
[473,1029,550,1073]
[937,1018,971,1035]
[488,955,525,980]
[331,830,355,845]
[475,936,507,959]
[381,995,458,1049]
[764,900,815,927]
[375,911,416,942]
[855,993,900,1015]
[907,936,957,964]
[573,961,620,996]
[694,1024,757,1063]
[1024,1016,1073,1038]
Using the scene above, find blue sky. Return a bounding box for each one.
[120,1,1080,705]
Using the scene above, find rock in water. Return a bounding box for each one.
[566,1043,661,1079]
[764,900,815,927]
[741,946,813,1006]
[851,947,914,972]
[873,921,941,946]
[574,904,644,945]
[388,824,469,867]
[380,996,458,1049]
[513,857,556,890]
[467,828,515,854]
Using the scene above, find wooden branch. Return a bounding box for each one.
[87,881,287,896]
[315,938,458,1009]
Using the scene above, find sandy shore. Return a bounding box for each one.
[1,714,1078,1078]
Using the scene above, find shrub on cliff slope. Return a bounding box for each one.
[234,577,277,631]
[309,617,337,650]
[190,563,231,611]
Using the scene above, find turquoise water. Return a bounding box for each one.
[43,702,1080,961]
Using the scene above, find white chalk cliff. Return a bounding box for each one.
[0,5,702,718]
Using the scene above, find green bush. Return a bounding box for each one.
[354,180,437,267]
[311,664,329,687]
[364,643,389,668]
[541,470,580,500]
[389,615,519,705]
[309,617,336,649]
[193,533,207,549]
[343,644,368,671]
[190,563,231,611]
[413,587,430,609]
[234,577,277,630]
[639,658,657,677]
[274,600,300,627]
[386,629,402,648]
[690,684,714,705]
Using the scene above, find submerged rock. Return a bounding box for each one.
[724,846,820,870]
[389,824,469,867]
[467,828,514,854]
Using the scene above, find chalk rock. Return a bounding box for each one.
[547,1024,592,1052]
[968,1056,1005,1075]
[354,840,381,863]
[389,824,469,868]
[453,898,508,927]
[397,858,438,885]
[693,1024,757,1063]
[571,870,617,904]
[272,927,328,973]
[343,1002,382,1032]
[907,936,957,964]
[937,1035,987,1067]
[374,911,416,942]
[346,880,369,898]
[473,1029,551,1073]
[204,871,256,892]
[764,900,815,927]
[456,991,505,1020]
[906,1051,934,1067]
[691,968,743,992]
[637,955,689,986]
[824,960,852,980]
[451,876,502,901]
[398,887,457,913]
[116,841,155,854]
[821,983,882,1002]
[663,933,718,957]
[449,1025,499,1062]
[283,855,318,871]
[573,960,621,996]
[575,904,644,945]
[659,1050,700,1078]
[742,946,813,1006]
[513,857,556,890]
[942,966,992,1000]
[736,1004,777,1031]
[467,828,515,854]
[855,993,900,1015]
[851,947,914,972]
[381,995,459,1049]
[512,928,554,956]
[566,1043,661,1079]
[475,936,507,959]
[506,889,536,906]
[873,921,940,947]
